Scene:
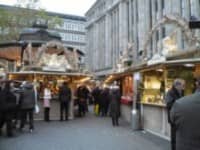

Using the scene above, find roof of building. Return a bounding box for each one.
[47,11,86,21]
[19,27,61,41]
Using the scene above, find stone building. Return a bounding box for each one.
[86,0,200,74]
[86,0,200,139]
[86,0,130,75]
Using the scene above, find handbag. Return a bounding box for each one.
[35,104,40,114]
[94,104,99,115]
[34,86,40,114]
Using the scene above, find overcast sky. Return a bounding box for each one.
[0,0,96,16]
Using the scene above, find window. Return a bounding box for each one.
[156,31,159,42]
[60,33,65,40]
[161,0,165,9]
[162,27,166,38]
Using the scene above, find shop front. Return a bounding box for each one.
[137,59,199,139]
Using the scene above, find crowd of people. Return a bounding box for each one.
[0,80,122,137]
[1,77,200,150]
[0,81,36,137]
[75,82,121,126]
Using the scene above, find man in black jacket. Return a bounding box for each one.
[165,78,185,150]
[19,82,36,133]
[59,82,71,121]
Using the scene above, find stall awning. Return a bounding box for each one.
[104,70,133,84]
[164,58,200,65]
[135,58,200,70]
[8,71,91,76]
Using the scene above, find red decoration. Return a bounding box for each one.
[120,96,133,105]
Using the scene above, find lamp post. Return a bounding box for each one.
[131,72,142,130]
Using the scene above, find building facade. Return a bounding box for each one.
[86,0,200,139]
[86,0,130,75]
[86,0,200,74]
[48,12,86,53]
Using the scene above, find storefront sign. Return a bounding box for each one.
[42,66,66,72]
[189,20,200,29]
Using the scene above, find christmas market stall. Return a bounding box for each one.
[0,23,90,120]
[104,70,134,122]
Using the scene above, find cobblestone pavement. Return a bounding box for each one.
[0,111,170,150]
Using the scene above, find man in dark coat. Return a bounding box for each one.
[0,82,17,137]
[170,79,200,150]
[19,82,36,132]
[100,87,110,116]
[59,82,71,121]
[110,85,121,126]
[165,79,185,150]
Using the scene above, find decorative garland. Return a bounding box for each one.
[143,14,200,58]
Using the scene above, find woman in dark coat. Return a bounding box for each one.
[109,87,121,126]
[77,85,89,117]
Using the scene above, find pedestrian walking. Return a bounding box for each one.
[170,78,200,150]
[43,85,51,122]
[109,84,121,126]
[59,82,71,121]
[100,87,110,116]
[19,82,36,133]
[77,85,89,117]
[165,78,185,150]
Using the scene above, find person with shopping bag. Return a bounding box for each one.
[19,81,36,133]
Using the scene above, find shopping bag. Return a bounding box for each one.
[34,104,40,114]
[94,104,99,115]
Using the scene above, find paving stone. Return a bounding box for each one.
[0,110,170,150]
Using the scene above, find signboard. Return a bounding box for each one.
[189,21,200,29]
[42,66,66,72]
